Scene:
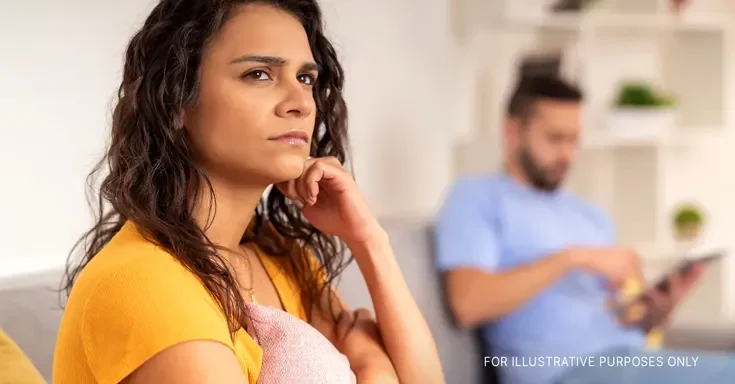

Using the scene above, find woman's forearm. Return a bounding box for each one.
[346,227,445,384]
[355,367,400,384]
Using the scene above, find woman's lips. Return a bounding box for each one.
[269,130,309,146]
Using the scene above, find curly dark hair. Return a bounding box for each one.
[62,0,351,334]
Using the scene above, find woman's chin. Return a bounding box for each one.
[267,156,308,183]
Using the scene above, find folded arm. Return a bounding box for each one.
[310,229,444,384]
[348,229,445,384]
[309,282,398,383]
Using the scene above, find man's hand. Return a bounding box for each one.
[334,309,398,382]
[641,262,706,328]
[569,246,643,289]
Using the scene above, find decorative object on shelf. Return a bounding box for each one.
[670,0,690,15]
[606,81,677,141]
[519,52,562,79]
[507,0,601,20]
[519,44,581,85]
[672,203,705,241]
[551,0,602,12]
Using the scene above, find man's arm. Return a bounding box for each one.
[436,181,641,329]
[444,251,576,328]
[434,179,576,329]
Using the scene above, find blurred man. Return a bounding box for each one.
[434,75,732,384]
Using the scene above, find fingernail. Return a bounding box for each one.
[294,200,304,209]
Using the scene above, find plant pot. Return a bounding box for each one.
[675,223,701,241]
[606,107,676,141]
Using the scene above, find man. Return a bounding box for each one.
[434,75,733,384]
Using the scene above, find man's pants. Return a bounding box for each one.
[555,345,735,384]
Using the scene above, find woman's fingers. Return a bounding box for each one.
[299,159,324,205]
[353,308,374,323]
[335,310,355,342]
[276,156,345,206]
[275,180,302,205]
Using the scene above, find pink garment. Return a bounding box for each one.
[246,303,357,384]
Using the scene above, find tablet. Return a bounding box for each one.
[615,249,728,327]
[653,250,727,293]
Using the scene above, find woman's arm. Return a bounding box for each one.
[278,157,445,384]
[310,284,398,382]
[124,341,248,384]
[309,231,445,384]
[345,227,445,384]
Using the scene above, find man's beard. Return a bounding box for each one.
[518,147,567,192]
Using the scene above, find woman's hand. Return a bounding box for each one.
[275,156,382,246]
[334,309,398,383]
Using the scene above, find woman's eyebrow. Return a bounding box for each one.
[230,54,320,72]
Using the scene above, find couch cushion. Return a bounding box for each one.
[0,269,65,382]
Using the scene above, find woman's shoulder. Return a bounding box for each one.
[68,221,208,305]
[59,221,232,353]
[58,221,250,384]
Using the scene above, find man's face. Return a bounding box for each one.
[515,99,581,191]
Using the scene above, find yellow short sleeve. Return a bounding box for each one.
[80,255,235,384]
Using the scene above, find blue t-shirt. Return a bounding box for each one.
[434,173,645,384]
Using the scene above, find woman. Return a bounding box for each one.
[52,1,444,383]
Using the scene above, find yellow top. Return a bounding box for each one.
[53,221,308,384]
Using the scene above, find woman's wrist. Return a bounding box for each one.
[344,223,390,257]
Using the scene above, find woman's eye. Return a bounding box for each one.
[245,70,271,81]
[298,74,316,85]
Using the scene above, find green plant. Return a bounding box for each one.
[673,204,704,228]
[615,82,676,108]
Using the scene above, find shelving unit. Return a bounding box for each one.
[453,0,735,262]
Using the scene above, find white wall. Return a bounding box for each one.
[318,0,474,218]
[0,0,473,277]
[0,1,157,277]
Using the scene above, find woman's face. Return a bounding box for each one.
[185,4,319,186]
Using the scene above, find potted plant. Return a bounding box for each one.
[672,203,704,241]
[606,81,677,140]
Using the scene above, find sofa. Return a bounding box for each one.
[2,219,735,384]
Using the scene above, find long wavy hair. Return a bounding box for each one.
[62,0,351,334]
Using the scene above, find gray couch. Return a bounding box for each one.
[3,219,735,384]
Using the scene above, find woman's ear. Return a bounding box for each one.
[180,106,196,132]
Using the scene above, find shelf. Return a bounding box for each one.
[585,32,729,132]
[504,12,731,33]
[662,30,728,128]
[580,127,723,149]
